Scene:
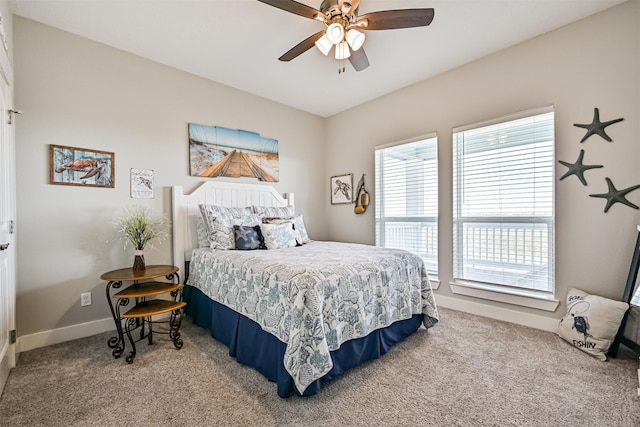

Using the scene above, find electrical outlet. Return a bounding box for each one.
[80,292,92,307]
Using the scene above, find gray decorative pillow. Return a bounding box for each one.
[252,205,295,218]
[556,287,628,361]
[207,220,234,250]
[193,215,210,248]
[259,223,298,249]
[199,204,254,228]
[233,225,266,250]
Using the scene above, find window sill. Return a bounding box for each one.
[449,280,559,312]
[429,278,440,290]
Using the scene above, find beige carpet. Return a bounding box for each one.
[1,308,638,426]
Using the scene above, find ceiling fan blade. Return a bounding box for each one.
[357,9,435,30]
[349,48,369,72]
[257,0,323,20]
[278,31,325,62]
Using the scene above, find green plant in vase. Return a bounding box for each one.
[115,205,168,271]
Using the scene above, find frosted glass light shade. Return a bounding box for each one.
[346,29,365,51]
[315,34,332,55]
[335,41,351,60]
[326,23,344,45]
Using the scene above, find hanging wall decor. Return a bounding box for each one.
[49,144,114,188]
[558,149,603,186]
[353,174,370,214]
[589,177,640,213]
[188,123,279,182]
[573,108,624,143]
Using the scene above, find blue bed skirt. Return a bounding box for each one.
[183,285,424,397]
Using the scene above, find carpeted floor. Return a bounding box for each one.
[0,308,638,426]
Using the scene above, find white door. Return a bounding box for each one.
[0,26,16,394]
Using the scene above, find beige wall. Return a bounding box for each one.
[325,1,640,320]
[13,0,640,339]
[14,17,326,337]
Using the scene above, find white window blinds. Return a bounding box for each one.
[375,135,438,276]
[453,107,554,292]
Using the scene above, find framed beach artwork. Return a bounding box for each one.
[188,123,279,182]
[130,168,154,199]
[331,173,353,205]
[49,144,114,188]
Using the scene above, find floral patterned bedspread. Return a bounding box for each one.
[187,241,439,393]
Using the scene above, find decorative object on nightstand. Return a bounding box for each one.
[114,205,167,270]
[101,265,186,363]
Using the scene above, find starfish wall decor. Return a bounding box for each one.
[589,177,640,213]
[573,107,624,143]
[558,149,603,186]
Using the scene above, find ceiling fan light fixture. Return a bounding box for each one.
[335,41,351,60]
[326,22,344,45]
[315,34,332,56]
[345,29,365,51]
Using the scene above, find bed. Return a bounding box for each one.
[172,181,439,397]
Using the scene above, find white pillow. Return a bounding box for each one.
[556,288,628,361]
[262,214,310,245]
[259,223,298,249]
[293,214,311,244]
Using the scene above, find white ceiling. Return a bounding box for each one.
[11,0,626,117]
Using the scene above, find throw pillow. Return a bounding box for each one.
[233,225,265,250]
[262,214,310,245]
[259,222,298,249]
[293,214,311,244]
[556,287,629,361]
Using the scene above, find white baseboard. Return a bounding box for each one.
[435,294,560,333]
[0,348,12,396]
[17,318,115,353]
[15,298,559,353]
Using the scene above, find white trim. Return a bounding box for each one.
[452,105,554,133]
[374,131,438,150]
[429,279,440,290]
[0,344,12,394]
[449,280,560,312]
[17,317,115,353]
[435,294,560,333]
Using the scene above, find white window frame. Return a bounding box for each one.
[450,107,559,311]
[375,133,439,283]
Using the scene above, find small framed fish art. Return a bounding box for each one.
[49,144,115,188]
[130,168,154,199]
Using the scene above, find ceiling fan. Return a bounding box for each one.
[257,0,435,72]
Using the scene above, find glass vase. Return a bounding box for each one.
[132,250,146,271]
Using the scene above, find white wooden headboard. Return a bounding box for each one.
[171,181,294,270]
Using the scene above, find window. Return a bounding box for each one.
[375,135,438,277]
[452,107,554,294]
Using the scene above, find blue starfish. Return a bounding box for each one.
[574,108,624,143]
[558,149,603,186]
[589,177,640,213]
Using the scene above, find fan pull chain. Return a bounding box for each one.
[338,60,346,74]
